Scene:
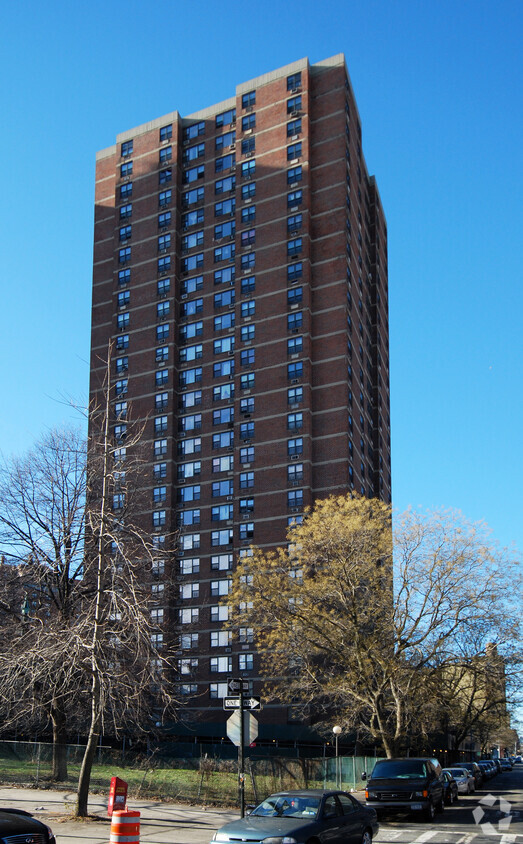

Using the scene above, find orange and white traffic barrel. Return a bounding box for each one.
[110,809,140,843]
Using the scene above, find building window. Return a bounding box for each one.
[288,412,303,431]
[119,183,132,200]
[215,153,236,173]
[240,349,255,367]
[153,486,166,504]
[288,192,303,211]
[287,72,302,90]
[181,253,204,273]
[239,498,254,513]
[287,142,302,161]
[239,522,254,541]
[288,489,304,508]
[212,479,234,497]
[287,337,303,355]
[241,276,255,294]
[211,553,233,571]
[288,386,303,404]
[216,108,236,128]
[179,607,200,624]
[240,446,254,464]
[212,430,234,449]
[242,113,256,131]
[240,421,254,440]
[152,510,166,528]
[183,165,204,184]
[183,121,205,141]
[210,656,232,673]
[288,262,303,283]
[240,253,255,271]
[287,118,302,136]
[239,472,254,489]
[159,168,172,184]
[158,256,171,273]
[153,462,167,479]
[180,556,200,573]
[287,95,302,114]
[288,361,303,380]
[158,211,172,229]
[180,389,202,408]
[211,504,233,521]
[211,529,233,547]
[215,130,236,151]
[239,653,254,671]
[215,197,236,216]
[288,286,303,306]
[214,243,235,263]
[241,324,255,342]
[120,203,132,220]
[159,189,172,207]
[182,208,204,228]
[178,509,200,527]
[210,605,230,623]
[241,137,255,155]
[213,407,234,425]
[118,268,131,286]
[211,630,232,648]
[210,579,232,597]
[117,291,130,309]
[287,238,302,257]
[242,182,256,199]
[287,312,303,331]
[118,247,131,265]
[116,334,129,351]
[287,166,302,184]
[288,437,303,456]
[160,124,172,142]
[115,356,128,374]
[213,384,234,402]
[154,439,167,457]
[241,228,255,246]
[183,143,205,163]
[181,276,204,296]
[182,230,204,250]
[241,160,256,178]
[120,161,133,178]
[182,186,205,206]
[179,367,202,387]
[288,462,304,483]
[242,90,256,108]
[121,140,133,157]
[215,175,236,194]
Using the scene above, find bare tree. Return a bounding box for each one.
[0,427,86,779]
[227,494,522,757]
[0,379,179,814]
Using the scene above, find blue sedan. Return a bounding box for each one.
[211,789,379,844]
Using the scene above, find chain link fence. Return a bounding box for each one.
[0,740,382,806]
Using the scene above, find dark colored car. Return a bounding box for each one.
[499,758,513,771]
[441,770,459,804]
[460,761,483,788]
[363,757,445,821]
[211,789,379,844]
[0,808,56,843]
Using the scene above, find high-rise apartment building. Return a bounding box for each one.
[89,54,390,741]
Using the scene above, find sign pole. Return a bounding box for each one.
[239,681,245,817]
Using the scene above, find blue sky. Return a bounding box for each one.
[0,0,521,555]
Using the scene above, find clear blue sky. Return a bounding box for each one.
[0,0,521,555]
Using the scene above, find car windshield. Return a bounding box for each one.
[251,796,320,819]
[371,760,427,779]
[448,769,466,777]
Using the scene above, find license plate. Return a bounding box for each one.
[411,803,422,810]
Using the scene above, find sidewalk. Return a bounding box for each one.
[0,785,239,844]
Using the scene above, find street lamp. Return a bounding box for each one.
[333,725,342,788]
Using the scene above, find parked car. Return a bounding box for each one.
[441,770,459,804]
[363,757,445,821]
[0,808,56,843]
[211,789,379,844]
[460,761,483,788]
[493,759,502,773]
[478,760,496,780]
[499,758,513,771]
[444,767,475,794]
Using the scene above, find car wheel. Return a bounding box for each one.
[423,801,436,821]
[437,795,445,814]
[360,830,372,844]
[454,791,458,803]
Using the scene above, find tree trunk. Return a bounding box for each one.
[51,703,68,781]
[75,717,99,817]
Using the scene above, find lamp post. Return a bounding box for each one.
[333,725,342,788]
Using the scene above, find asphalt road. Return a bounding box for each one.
[0,764,521,844]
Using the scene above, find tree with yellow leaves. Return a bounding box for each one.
[227,494,521,757]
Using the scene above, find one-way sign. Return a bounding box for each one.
[227,677,251,695]
[223,696,262,711]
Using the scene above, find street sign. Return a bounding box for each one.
[227,677,251,695]
[223,696,262,711]
[226,710,258,747]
